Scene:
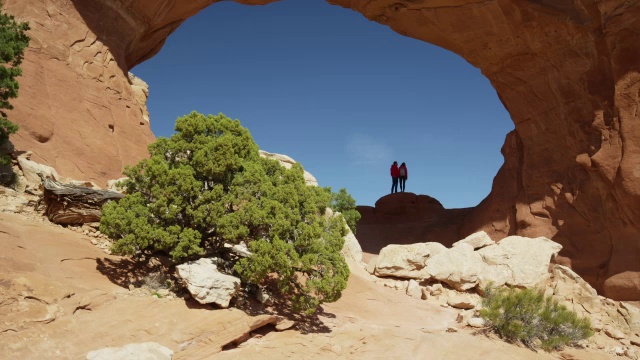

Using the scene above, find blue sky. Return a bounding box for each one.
[132,0,513,208]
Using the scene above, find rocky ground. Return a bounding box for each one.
[0,186,629,360]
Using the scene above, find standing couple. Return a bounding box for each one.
[390,161,408,193]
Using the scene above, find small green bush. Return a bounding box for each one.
[0,2,30,165]
[479,287,593,351]
[328,187,360,234]
[100,111,351,314]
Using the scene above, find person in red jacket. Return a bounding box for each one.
[390,161,399,193]
[398,162,408,192]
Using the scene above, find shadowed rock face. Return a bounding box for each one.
[3,0,640,298]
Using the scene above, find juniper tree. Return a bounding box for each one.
[0,2,30,164]
[100,111,351,314]
[329,187,361,234]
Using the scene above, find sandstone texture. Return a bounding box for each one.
[0,211,455,359]
[371,232,563,291]
[3,0,156,188]
[366,230,640,354]
[374,242,446,279]
[452,231,495,250]
[0,211,278,359]
[86,342,173,360]
[0,208,630,360]
[355,193,470,260]
[426,243,485,291]
[4,0,640,299]
[477,236,563,288]
[358,190,640,300]
[372,233,564,291]
[324,208,364,264]
[340,224,363,264]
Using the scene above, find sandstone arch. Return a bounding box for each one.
[4,0,640,299]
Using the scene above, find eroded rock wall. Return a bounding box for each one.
[2,0,156,186]
[332,0,640,298]
[4,0,640,298]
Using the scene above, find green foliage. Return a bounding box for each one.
[0,116,17,165]
[329,188,361,234]
[479,287,593,351]
[0,2,30,165]
[100,111,350,314]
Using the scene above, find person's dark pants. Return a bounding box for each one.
[391,177,398,193]
[399,176,407,192]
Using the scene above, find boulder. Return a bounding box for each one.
[374,242,447,279]
[371,235,566,300]
[603,272,640,301]
[452,231,494,250]
[447,294,478,309]
[371,234,565,300]
[255,287,273,306]
[425,243,485,291]
[428,283,444,296]
[467,317,485,328]
[275,318,296,331]
[86,342,173,360]
[477,236,562,288]
[224,242,252,258]
[341,220,363,264]
[406,279,421,299]
[456,309,474,324]
[421,287,429,300]
[324,208,364,264]
[175,258,240,308]
[373,192,445,218]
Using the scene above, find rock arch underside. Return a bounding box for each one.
[3,0,640,300]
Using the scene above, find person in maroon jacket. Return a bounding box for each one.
[390,161,400,193]
[398,162,408,192]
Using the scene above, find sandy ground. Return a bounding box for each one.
[0,212,614,359]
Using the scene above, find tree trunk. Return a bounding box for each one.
[42,178,124,225]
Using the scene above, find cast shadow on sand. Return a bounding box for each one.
[95,256,334,335]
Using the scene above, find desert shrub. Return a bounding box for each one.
[479,287,593,351]
[0,2,30,165]
[100,111,351,314]
[328,187,361,234]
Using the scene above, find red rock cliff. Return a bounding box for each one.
[4,0,640,299]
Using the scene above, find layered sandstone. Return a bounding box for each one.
[0,210,618,359]
[3,0,640,298]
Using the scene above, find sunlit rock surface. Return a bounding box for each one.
[3,0,640,298]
